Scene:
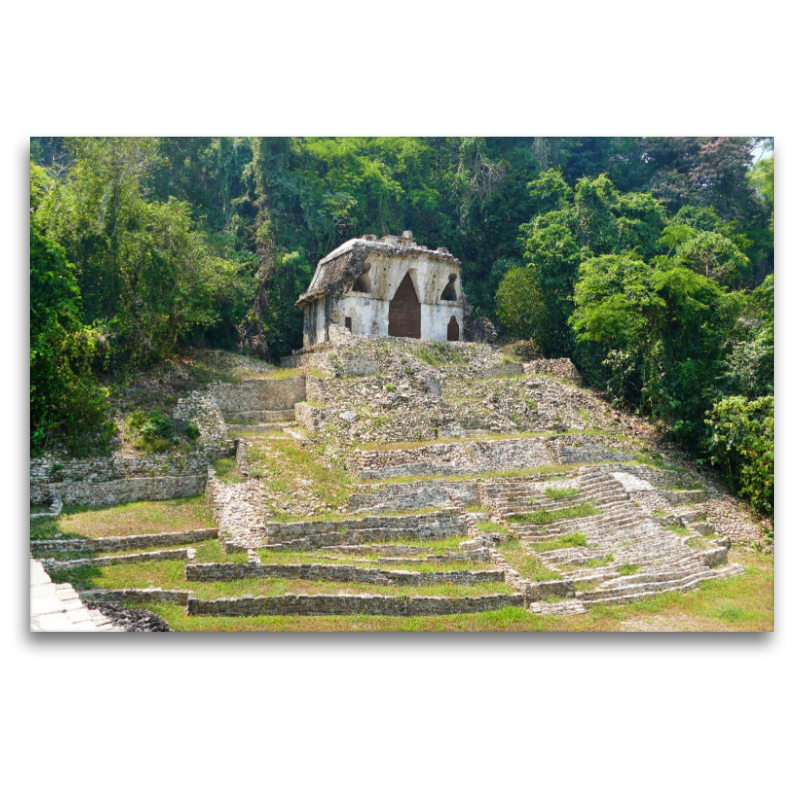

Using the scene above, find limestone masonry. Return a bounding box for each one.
[32,328,755,628]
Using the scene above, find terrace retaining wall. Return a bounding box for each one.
[186,561,505,585]
[188,592,524,616]
[31,528,217,556]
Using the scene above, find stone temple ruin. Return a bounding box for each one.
[297,231,475,348]
[31,236,759,630]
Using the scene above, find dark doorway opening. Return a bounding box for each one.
[388,272,421,339]
[345,316,352,331]
[447,315,460,341]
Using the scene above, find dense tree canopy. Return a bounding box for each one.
[30,137,774,513]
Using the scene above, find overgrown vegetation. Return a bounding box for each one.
[531,532,588,551]
[509,504,599,526]
[544,487,580,500]
[498,538,561,581]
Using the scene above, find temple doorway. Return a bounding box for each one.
[388,272,421,339]
[447,315,460,341]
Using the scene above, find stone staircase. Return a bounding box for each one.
[486,466,744,613]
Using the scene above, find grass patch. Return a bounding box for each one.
[635,449,667,468]
[583,554,615,568]
[509,503,600,526]
[531,532,588,552]
[667,524,691,536]
[30,496,213,541]
[415,342,467,367]
[497,538,561,581]
[476,521,511,535]
[544,487,580,500]
[618,563,640,575]
[212,457,242,484]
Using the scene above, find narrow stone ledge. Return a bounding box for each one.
[42,549,190,571]
[188,592,524,617]
[185,561,505,586]
[80,588,191,606]
[30,528,217,555]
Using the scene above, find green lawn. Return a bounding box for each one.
[30,496,213,540]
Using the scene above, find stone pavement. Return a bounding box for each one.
[30,558,122,632]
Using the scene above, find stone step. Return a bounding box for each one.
[578,566,741,603]
[528,599,587,616]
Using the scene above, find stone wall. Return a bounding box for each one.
[347,479,480,513]
[348,435,637,480]
[173,392,230,457]
[186,561,505,586]
[42,549,189,571]
[187,592,523,617]
[206,376,306,413]
[524,358,582,385]
[481,362,524,379]
[293,402,328,434]
[30,450,212,507]
[31,451,210,484]
[30,528,217,555]
[81,588,191,606]
[31,475,207,508]
[265,509,465,548]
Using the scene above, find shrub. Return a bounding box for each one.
[705,395,773,515]
[128,410,177,452]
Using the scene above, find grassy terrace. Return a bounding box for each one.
[30,496,213,541]
[45,559,513,600]
[134,549,772,632]
[248,435,354,517]
[211,457,242,484]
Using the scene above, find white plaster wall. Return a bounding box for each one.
[422,302,463,341]
[341,295,390,337]
[364,252,462,306]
